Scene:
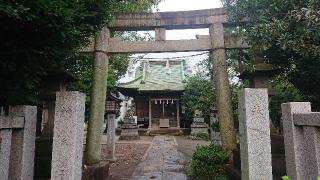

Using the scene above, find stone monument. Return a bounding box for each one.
[190,110,209,139]
[119,101,139,140]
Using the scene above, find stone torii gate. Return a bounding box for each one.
[82,8,248,164]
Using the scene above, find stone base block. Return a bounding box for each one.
[190,123,209,140]
[82,161,109,180]
[119,127,140,140]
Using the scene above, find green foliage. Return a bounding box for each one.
[191,132,209,140]
[222,0,320,110]
[0,0,114,105]
[188,144,228,180]
[269,77,304,127]
[182,76,215,123]
[282,176,290,180]
[0,0,161,105]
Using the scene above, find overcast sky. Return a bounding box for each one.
[119,0,223,83]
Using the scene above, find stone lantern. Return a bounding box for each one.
[41,71,76,136]
[34,71,76,179]
[105,94,121,114]
[105,93,121,161]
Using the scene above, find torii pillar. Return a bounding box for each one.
[85,27,110,165]
[209,23,236,158]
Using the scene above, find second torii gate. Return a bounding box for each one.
[83,8,248,164]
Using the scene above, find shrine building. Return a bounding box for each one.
[117,59,187,129]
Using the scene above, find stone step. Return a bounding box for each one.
[149,129,181,136]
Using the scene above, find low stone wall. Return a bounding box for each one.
[237,88,320,180]
[282,102,320,180]
[0,106,37,180]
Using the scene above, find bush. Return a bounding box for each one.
[190,132,209,140]
[188,144,228,180]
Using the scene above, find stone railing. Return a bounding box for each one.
[281,102,320,180]
[239,88,320,180]
[0,91,86,180]
[0,106,37,180]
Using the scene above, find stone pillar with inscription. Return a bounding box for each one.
[51,91,85,180]
[238,88,272,180]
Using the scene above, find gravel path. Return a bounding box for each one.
[103,136,153,180]
[131,136,187,180]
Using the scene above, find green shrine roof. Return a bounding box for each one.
[118,59,187,92]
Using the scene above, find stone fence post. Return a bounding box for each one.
[281,102,320,180]
[51,91,85,180]
[0,105,37,180]
[238,88,272,180]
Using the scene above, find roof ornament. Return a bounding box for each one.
[127,59,134,77]
[165,59,171,74]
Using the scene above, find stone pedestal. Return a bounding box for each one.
[106,114,116,161]
[51,91,85,180]
[190,117,208,139]
[119,117,139,140]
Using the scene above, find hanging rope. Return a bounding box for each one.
[129,52,209,61]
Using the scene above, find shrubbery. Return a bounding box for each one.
[188,144,228,180]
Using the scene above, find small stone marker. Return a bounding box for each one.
[106,114,116,161]
[51,91,85,180]
[238,88,272,180]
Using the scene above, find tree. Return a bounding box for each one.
[0,0,115,105]
[0,0,161,166]
[182,76,216,125]
[0,0,160,105]
[222,0,320,109]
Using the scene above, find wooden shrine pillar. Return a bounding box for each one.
[176,100,180,128]
[148,99,152,129]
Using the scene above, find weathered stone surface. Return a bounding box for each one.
[190,117,208,138]
[106,114,116,161]
[0,116,24,129]
[51,91,85,180]
[281,102,320,180]
[210,23,236,155]
[239,88,272,180]
[109,8,227,31]
[7,106,37,180]
[293,112,320,126]
[0,129,12,180]
[132,136,187,180]
[119,127,140,140]
[85,26,110,165]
